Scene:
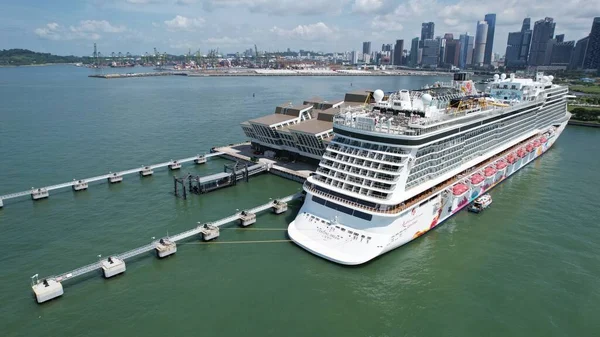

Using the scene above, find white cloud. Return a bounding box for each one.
[352,0,383,14]
[164,15,205,31]
[126,0,162,4]
[270,22,338,41]
[175,0,196,5]
[70,20,126,33]
[34,23,62,40]
[34,20,126,41]
[203,0,350,16]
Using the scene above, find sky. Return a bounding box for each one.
[0,0,599,56]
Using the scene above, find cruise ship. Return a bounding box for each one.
[288,72,571,265]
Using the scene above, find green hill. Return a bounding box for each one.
[0,49,90,66]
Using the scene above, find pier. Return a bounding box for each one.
[31,193,302,304]
[0,153,220,207]
[174,161,269,198]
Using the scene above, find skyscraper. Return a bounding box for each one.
[458,33,474,68]
[444,38,460,67]
[549,40,575,67]
[583,17,600,70]
[420,22,435,47]
[393,40,404,66]
[421,39,440,67]
[571,36,589,69]
[483,13,496,65]
[409,37,419,66]
[473,21,488,66]
[529,17,556,66]
[362,41,371,58]
[505,17,533,68]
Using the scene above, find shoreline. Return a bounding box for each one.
[89,70,454,79]
[568,120,600,128]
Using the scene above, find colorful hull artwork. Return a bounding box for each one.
[378,127,562,249]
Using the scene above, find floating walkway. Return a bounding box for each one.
[31,193,302,304]
[0,153,221,207]
[174,162,269,198]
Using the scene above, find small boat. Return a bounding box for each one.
[468,194,492,213]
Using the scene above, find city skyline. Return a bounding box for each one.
[1,0,599,56]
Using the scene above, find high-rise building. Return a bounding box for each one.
[505,18,532,68]
[409,37,419,66]
[421,39,440,67]
[382,44,392,52]
[571,36,589,69]
[458,33,474,68]
[420,22,435,47]
[393,40,404,66]
[362,42,371,57]
[483,13,496,65]
[555,34,565,43]
[351,50,358,64]
[444,38,461,67]
[529,17,556,66]
[473,21,488,66]
[583,17,600,70]
[549,40,575,67]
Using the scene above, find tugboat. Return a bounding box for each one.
[468,194,492,213]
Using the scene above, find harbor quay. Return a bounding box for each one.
[88,68,453,79]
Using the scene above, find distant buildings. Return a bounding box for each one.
[420,22,435,47]
[571,37,589,69]
[409,37,419,66]
[473,21,488,66]
[362,41,371,63]
[505,18,532,68]
[483,13,496,65]
[583,17,600,70]
[393,40,404,66]
[421,39,440,67]
[459,33,474,68]
[443,35,460,67]
[529,17,556,66]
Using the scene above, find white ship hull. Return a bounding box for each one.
[288,120,568,265]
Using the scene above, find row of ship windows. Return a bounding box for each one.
[313,174,390,200]
[411,106,540,171]
[323,152,402,173]
[317,167,395,192]
[414,124,498,166]
[333,136,410,155]
[320,161,397,182]
[406,112,539,187]
[328,143,404,164]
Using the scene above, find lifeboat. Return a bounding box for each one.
[506,154,516,164]
[496,161,507,170]
[526,144,534,153]
[517,148,527,158]
[540,136,547,143]
[471,173,484,185]
[484,166,497,177]
[452,183,469,196]
[532,140,541,148]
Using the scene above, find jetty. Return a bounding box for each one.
[0,153,220,207]
[31,193,302,304]
[174,161,269,198]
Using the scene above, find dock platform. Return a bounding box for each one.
[0,153,220,207]
[31,192,303,303]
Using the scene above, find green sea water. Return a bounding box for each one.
[1,65,599,337]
